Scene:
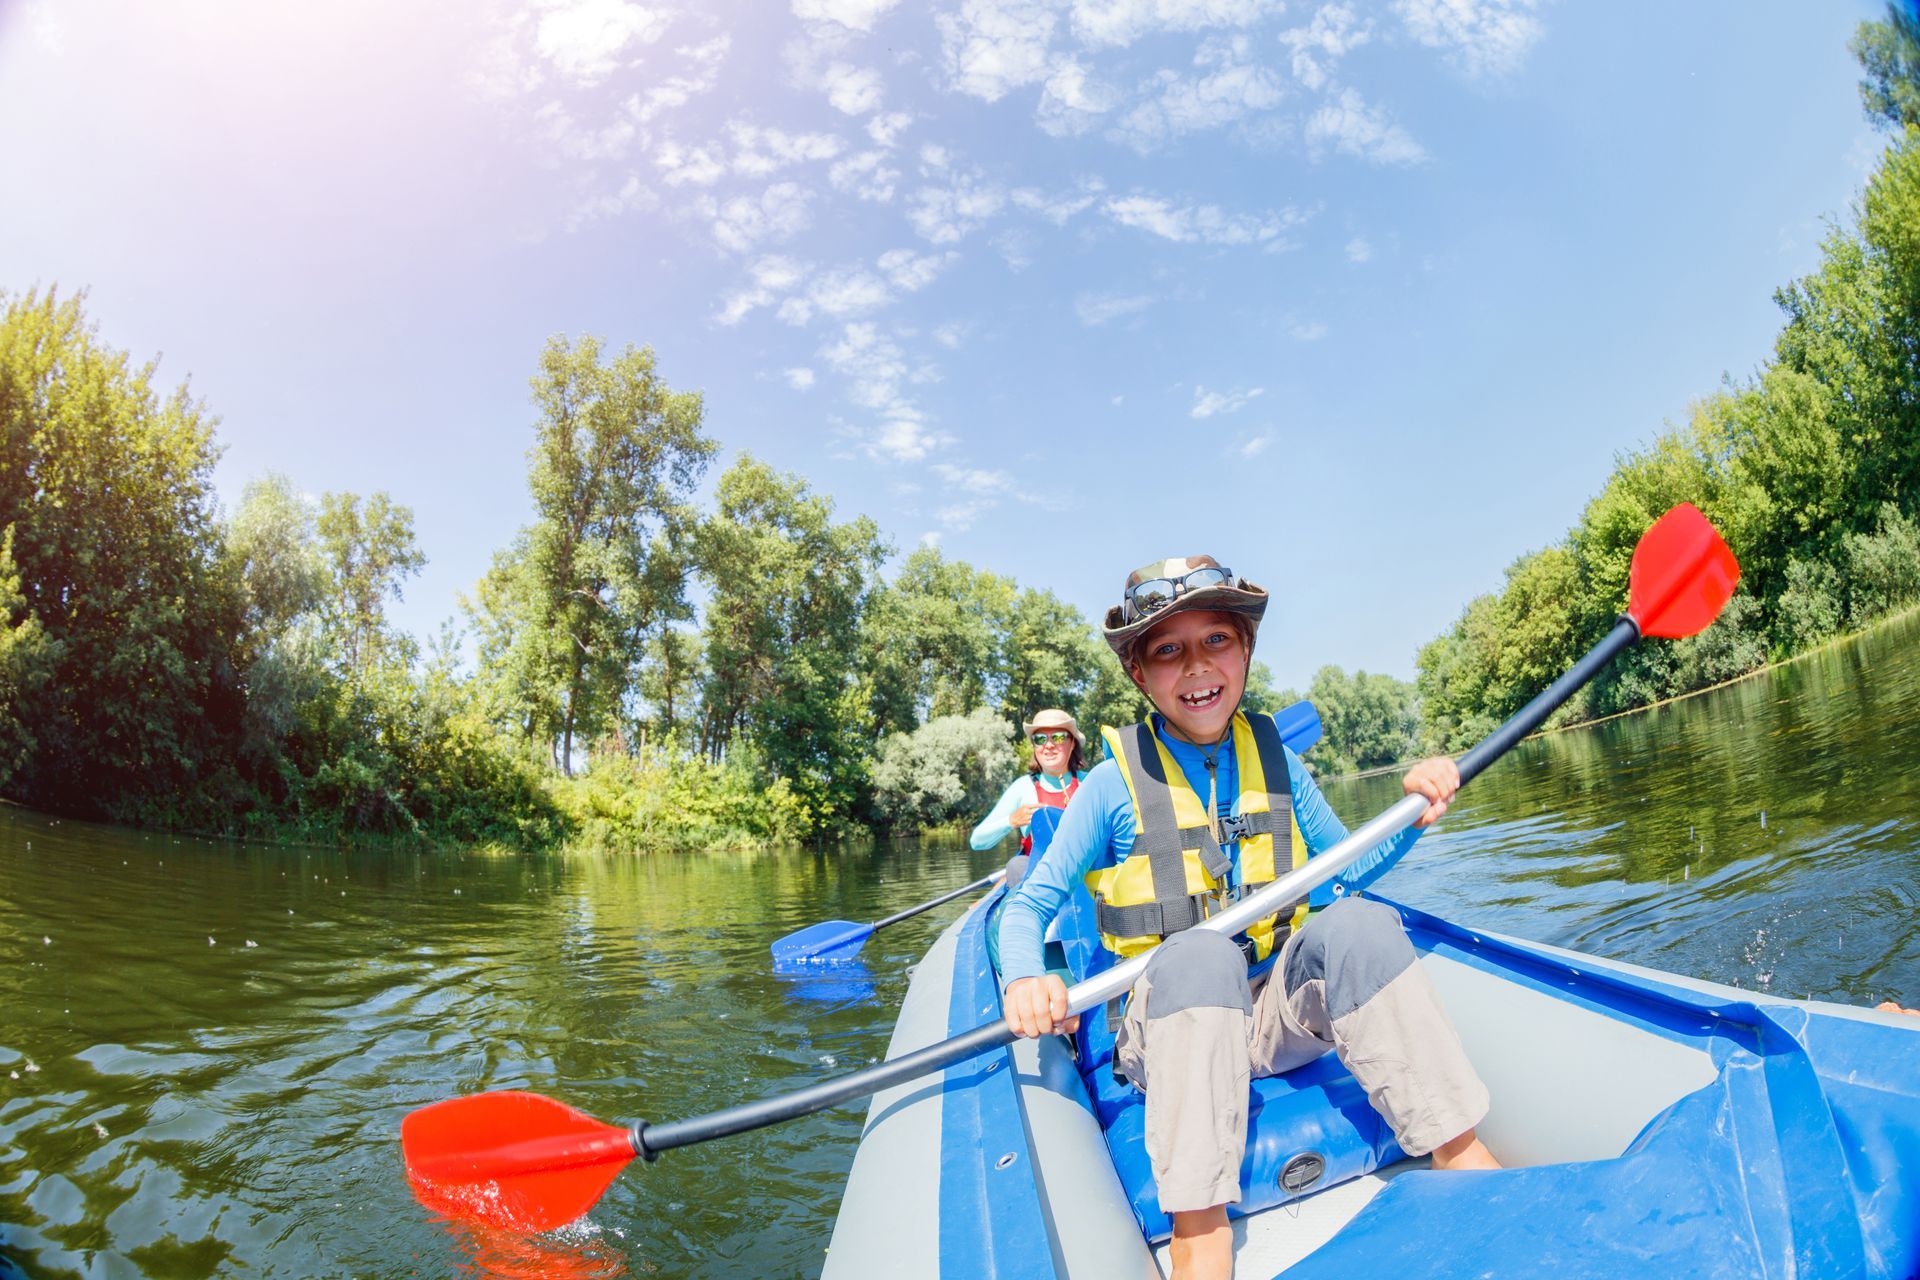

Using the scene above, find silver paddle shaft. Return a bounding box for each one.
[1059,791,1434,1014]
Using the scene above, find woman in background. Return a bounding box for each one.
[971,709,1088,887]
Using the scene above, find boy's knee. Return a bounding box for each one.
[1284,897,1416,1021]
[1144,928,1252,1018]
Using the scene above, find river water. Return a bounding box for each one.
[3,609,1918,1278]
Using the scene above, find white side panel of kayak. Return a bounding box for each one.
[1422,950,1719,1166]
[1012,1033,1161,1280]
[822,918,962,1280]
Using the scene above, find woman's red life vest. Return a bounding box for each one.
[1019,775,1081,854]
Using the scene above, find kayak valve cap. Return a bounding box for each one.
[1279,1152,1325,1194]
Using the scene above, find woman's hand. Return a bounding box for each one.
[1009,802,1040,828]
[1402,756,1462,828]
[1004,975,1079,1037]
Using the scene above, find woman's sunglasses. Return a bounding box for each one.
[1030,731,1074,746]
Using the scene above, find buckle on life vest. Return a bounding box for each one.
[1217,812,1256,843]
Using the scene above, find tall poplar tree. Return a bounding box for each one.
[474,335,713,770]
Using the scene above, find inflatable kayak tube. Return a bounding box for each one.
[823,882,1920,1279]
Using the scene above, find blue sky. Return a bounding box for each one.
[0,0,1888,691]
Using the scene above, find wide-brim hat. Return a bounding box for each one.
[1021,708,1085,748]
[1101,555,1268,663]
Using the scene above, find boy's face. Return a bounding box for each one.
[1128,608,1248,742]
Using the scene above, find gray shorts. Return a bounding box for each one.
[1112,897,1490,1213]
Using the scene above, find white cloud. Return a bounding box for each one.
[1288,320,1328,340]
[1010,179,1106,224]
[937,0,1059,101]
[714,254,813,325]
[1280,3,1370,91]
[878,248,958,291]
[1070,0,1286,48]
[565,174,659,230]
[908,174,1007,243]
[872,420,953,463]
[821,323,951,460]
[785,367,818,389]
[534,99,645,162]
[1394,0,1543,79]
[808,267,895,316]
[829,150,901,202]
[634,35,732,123]
[656,138,728,185]
[993,228,1038,271]
[867,111,915,147]
[937,498,997,531]
[728,121,844,176]
[534,0,672,86]
[1103,193,1304,246]
[794,0,901,32]
[1110,34,1285,151]
[933,322,969,348]
[704,182,814,253]
[1191,385,1265,418]
[1238,430,1274,459]
[1037,58,1124,136]
[1076,292,1154,325]
[920,531,943,547]
[1345,236,1371,263]
[821,62,886,114]
[933,462,1017,492]
[1304,88,1426,164]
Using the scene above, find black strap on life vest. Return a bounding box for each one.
[1238,712,1295,891]
[1096,723,1230,940]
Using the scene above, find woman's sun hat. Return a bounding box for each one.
[1021,708,1085,748]
[1100,555,1269,663]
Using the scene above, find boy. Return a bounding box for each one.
[999,557,1497,1280]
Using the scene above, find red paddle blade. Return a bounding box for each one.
[401,1090,636,1233]
[1627,503,1741,639]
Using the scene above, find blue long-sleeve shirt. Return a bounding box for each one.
[995,712,1423,989]
[970,771,1087,850]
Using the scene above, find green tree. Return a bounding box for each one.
[1844,502,1920,623]
[315,490,424,676]
[0,288,242,820]
[696,454,888,828]
[472,335,714,769]
[1301,665,1419,776]
[860,546,1013,736]
[1853,2,1920,131]
[998,586,1107,729]
[0,528,52,790]
[870,707,1016,831]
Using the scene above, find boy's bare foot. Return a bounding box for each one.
[1169,1206,1232,1280]
[1876,1001,1920,1017]
[1429,1128,1502,1171]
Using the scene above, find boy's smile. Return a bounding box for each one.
[1129,609,1248,742]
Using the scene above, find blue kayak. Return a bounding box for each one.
[823,869,1920,1277]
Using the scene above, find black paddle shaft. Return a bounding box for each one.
[1456,617,1639,785]
[869,869,1003,931]
[629,614,1651,1164]
[632,1020,1016,1159]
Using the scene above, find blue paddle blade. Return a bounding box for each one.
[1027,806,1063,858]
[776,958,879,1009]
[1274,699,1321,755]
[771,919,876,967]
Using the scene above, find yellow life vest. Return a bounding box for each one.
[1087,711,1310,963]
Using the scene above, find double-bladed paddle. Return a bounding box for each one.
[770,698,1325,966]
[402,503,1740,1235]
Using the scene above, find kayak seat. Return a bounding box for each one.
[1042,884,1404,1244]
